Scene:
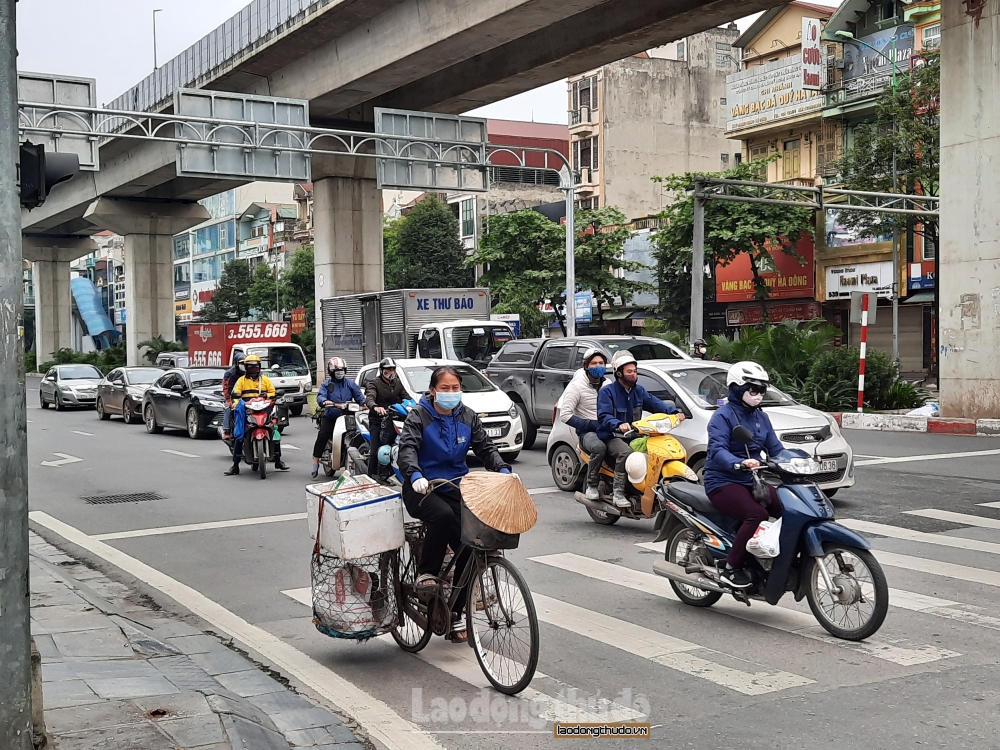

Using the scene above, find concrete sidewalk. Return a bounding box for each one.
[29,531,368,750]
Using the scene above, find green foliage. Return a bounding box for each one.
[292,327,316,363]
[26,350,36,373]
[248,263,281,318]
[489,300,550,339]
[281,246,316,327]
[652,158,815,329]
[394,196,474,288]
[383,218,406,290]
[198,260,253,322]
[835,51,939,250]
[803,346,920,411]
[639,318,688,349]
[137,335,185,365]
[706,320,837,383]
[38,344,128,375]
[878,377,931,411]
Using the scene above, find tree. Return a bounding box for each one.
[280,246,316,326]
[198,260,253,322]
[383,217,406,290]
[652,158,815,329]
[835,51,940,253]
[248,263,281,319]
[137,335,185,365]
[393,195,474,288]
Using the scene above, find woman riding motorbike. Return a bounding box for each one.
[397,366,513,643]
[311,357,366,479]
[704,361,784,590]
[559,348,607,500]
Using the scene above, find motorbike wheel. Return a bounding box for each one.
[665,526,723,607]
[806,545,888,641]
[256,438,267,480]
[587,505,619,525]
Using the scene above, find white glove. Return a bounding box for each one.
[503,472,520,482]
[412,477,430,494]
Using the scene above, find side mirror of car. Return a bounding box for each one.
[171,384,186,393]
[732,425,754,445]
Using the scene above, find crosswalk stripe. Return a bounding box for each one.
[537,551,957,667]
[905,509,1000,529]
[840,519,1000,555]
[978,502,1000,509]
[531,593,813,695]
[279,587,643,721]
[94,513,307,541]
[877,550,1000,588]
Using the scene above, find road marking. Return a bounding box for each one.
[28,512,444,750]
[536,552,957,667]
[94,513,308,541]
[856,448,1000,467]
[853,454,888,459]
[905,508,1000,530]
[284,586,810,696]
[527,487,562,496]
[841,519,1000,556]
[877,550,1000,588]
[282,444,301,450]
[281,587,643,721]
[72,430,94,436]
[40,453,83,468]
[886,587,1000,631]
[160,449,200,459]
[979,502,1000,509]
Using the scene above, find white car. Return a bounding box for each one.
[546,360,855,496]
[356,358,524,462]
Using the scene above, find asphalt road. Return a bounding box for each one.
[24,384,1000,750]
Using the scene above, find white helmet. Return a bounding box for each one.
[625,452,648,485]
[611,350,637,374]
[726,361,770,388]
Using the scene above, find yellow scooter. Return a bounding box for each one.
[574,414,699,525]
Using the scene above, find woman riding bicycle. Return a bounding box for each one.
[397,365,513,642]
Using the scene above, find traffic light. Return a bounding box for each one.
[19,141,80,209]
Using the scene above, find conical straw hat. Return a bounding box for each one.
[461,472,538,535]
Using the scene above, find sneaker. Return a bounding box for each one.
[721,567,752,589]
[584,485,600,501]
[611,492,631,509]
[274,460,289,472]
[224,464,240,476]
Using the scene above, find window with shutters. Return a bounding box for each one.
[816,121,842,177]
[751,145,769,180]
[782,139,801,179]
[922,24,940,50]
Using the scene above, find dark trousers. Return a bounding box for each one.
[402,484,470,614]
[313,414,336,459]
[708,482,781,569]
[233,431,281,465]
[605,437,633,476]
[579,432,607,488]
[367,414,395,477]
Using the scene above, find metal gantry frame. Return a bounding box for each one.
[689,177,939,348]
[17,102,583,336]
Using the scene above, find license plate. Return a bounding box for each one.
[819,459,837,473]
[486,427,502,438]
[282,371,298,378]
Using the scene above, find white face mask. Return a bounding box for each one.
[742,391,764,408]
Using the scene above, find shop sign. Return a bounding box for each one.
[841,25,915,97]
[826,261,894,300]
[824,210,893,248]
[191,281,218,313]
[726,54,823,132]
[909,262,935,291]
[290,306,308,334]
[801,18,824,91]
[175,300,192,316]
[726,301,821,327]
[715,237,815,303]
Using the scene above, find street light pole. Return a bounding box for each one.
[152,9,163,70]
[690,180,705,344]
[560,166,576,338]
[0,0,33,746]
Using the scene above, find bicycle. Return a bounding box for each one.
[390,481,540,695]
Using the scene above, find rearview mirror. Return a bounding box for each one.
[171,384,186,393]
[732,425,754,445]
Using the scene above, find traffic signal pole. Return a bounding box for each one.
[0,0,33,747]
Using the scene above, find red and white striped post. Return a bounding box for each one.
[857,292,869,413]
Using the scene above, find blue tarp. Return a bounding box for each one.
[70,276,119,349]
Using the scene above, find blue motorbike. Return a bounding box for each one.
[651,425,888,641]
[351,399,416,486]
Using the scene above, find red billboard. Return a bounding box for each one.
[715,237,816,303]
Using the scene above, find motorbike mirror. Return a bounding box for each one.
[732,425,754,445]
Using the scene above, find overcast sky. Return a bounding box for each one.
[16,0,839,122]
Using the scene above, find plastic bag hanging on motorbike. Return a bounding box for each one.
[746,517,781,558]
[233,400,247,440]
[629,436,649,453]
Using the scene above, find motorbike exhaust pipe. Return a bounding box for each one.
[652,560,727,594]
[574,492,622,517]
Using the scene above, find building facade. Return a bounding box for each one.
[567,25,741,221]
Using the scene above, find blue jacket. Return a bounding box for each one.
[398,395,509,485]
[316,377,365,420]
[597,380,676,441]
[704,386,784,495]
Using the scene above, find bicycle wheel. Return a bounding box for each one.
[466,555,539,695]
[391,527,432,653]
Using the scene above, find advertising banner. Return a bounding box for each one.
[826,261,894,300]
[291,307,308,334]
[715,237,815,303]
[726,301,821,327]
[909,262,935,291]
[840,25,915,98]
[726,54,823,132]
[801,18,824,91]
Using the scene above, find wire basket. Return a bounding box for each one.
[311,549,399,641]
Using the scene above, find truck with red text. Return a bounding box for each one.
[187,322,313,415]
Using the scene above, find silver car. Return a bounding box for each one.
[96,366,165,424]
[546,360,855,497]
[39,364,104,410]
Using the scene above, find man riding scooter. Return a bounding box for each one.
[597,351,684,508]
[366,358,406,481]
[560,348,608,501]
[221,353,246,440]
[311,357,366,479]
[226,354,288,475]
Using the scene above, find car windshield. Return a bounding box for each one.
[668,366,796,409]
[246,346,308,376]
[190,369,226,389]
[594,338,682,360]
[444,326,513,365]
[403,365,496,394]
[126,368,163,385]
[59,365,102,380]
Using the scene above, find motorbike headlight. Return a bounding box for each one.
[650,418,675,434]
[509,405,518,419]
[777,457,822,475]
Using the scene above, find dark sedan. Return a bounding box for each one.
[142,368,227,439]
[96,367,164,424]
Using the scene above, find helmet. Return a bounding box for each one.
[582,347,607,368]
[327,357,347,376]
[693,338,707,348]
[726,361,770,388]
[611,350,637,375]
[377,444,393,466]
[625,452,648,485]
[379,357,397,372]
[233,352,246,371]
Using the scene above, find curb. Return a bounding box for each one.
[831,412,1000,437]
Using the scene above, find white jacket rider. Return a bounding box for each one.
[559,348,608,500]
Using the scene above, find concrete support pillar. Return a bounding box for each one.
[84,199,210,365]
[939,4,1000,418]
[22,236,98,364]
